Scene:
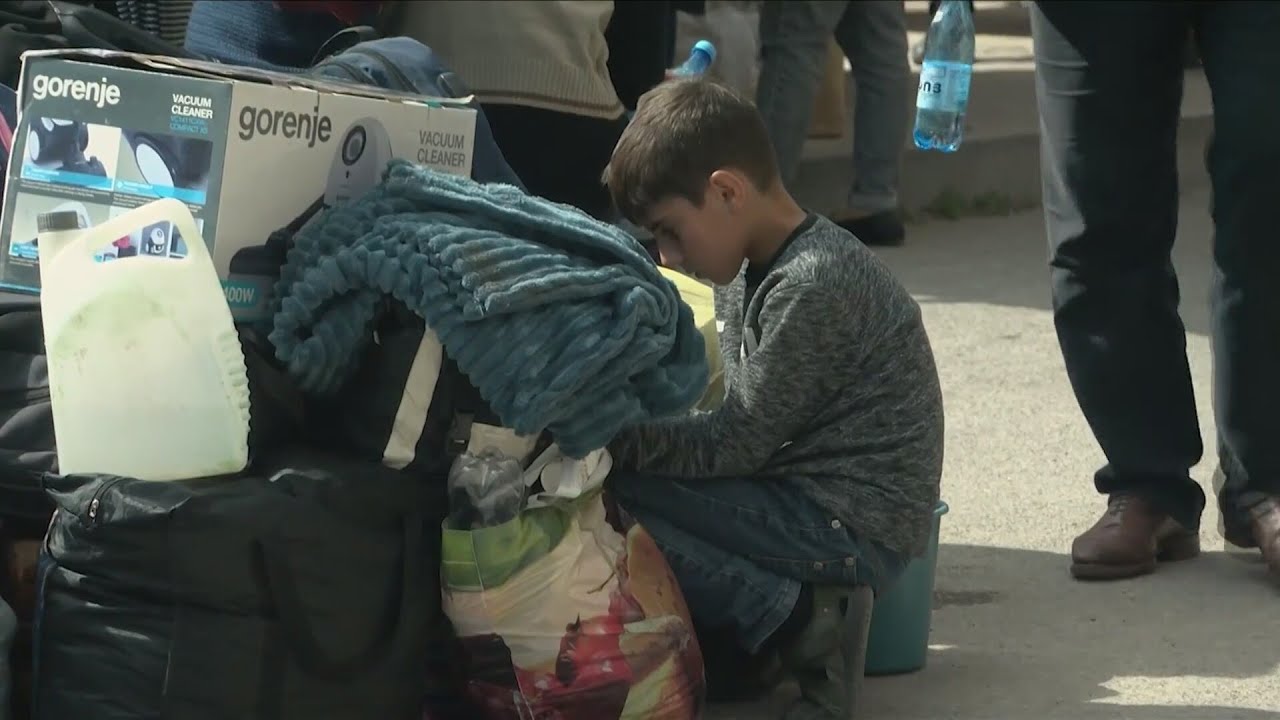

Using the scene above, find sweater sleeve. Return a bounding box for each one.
[611,281,862,478]
[711,274,743,389]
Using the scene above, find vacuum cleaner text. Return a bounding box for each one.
[237,105,332,147]
[30,75,121,109]
[172,94,214,120]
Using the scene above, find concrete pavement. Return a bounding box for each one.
[709,186,1280,719]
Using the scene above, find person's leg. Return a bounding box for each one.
[610,474,896,643]
[755,0,850,188]
[830,1,911,246]
[1032,2,1206,580]
[1192,2,1280,574]
[481,104,627,221]
[609,472,901,714]
[605,0,672,111]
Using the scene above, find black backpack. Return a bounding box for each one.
[0,0,195,89]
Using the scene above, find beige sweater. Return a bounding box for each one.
[392,1,625,120]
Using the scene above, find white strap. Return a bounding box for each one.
[524,446,612,508]
[380,328,443,470]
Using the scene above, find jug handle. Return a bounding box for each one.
[43,197,212,280]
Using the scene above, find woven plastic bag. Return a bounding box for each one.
[440,452,705,720]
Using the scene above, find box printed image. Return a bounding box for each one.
[96,206,203,263]
[20,118,121,190]
[6,194,112,263]
[116,130,214,204]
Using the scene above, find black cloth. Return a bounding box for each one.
[304,300,492,482]
[606,0,672,109]
[1031,1,1280,534]
[482,104,629,221]
[671,1,705,15]
[0,294,54,537]
[0,0,192,88]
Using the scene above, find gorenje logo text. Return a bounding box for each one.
[30,75,121,109]
[237,104,332,148]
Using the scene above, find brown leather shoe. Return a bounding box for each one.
[1071,494,1200,580]
[1237,497,1280,579]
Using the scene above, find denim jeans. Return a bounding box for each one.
[609,472,905,654]
[1032,2,1280,533]
[756,0,910,213]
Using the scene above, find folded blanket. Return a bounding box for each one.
[269,160,708,458]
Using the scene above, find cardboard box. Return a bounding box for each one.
[0,49,478,322]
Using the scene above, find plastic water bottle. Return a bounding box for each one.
[673,40,716,78]
[627,41,717,121]
[913,0,975,152]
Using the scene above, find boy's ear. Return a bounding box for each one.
[708,169,749,212]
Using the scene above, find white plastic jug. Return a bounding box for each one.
[38,198,251,481]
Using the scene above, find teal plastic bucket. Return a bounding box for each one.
[864,501,948,676]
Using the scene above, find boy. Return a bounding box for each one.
[603,79,944,716]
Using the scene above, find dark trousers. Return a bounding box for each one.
[605,0,672,109]
[1031,2,1280,533]
[481,104,628,222]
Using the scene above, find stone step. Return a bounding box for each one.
[905,0,1032,36]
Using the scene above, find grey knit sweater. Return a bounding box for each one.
[611,216,944,558]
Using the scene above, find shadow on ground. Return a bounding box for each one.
[710,543,1278,719]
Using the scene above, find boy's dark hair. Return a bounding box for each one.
[603,78,779,224]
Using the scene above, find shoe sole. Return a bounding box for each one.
[1070,534,1201,581]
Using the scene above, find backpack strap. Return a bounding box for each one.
[310,24,381,66]
[308,0,407,66]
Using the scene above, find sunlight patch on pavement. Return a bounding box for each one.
[1095,676,1280,710]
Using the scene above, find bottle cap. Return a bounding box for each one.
[692,40,717,63]
[37,210,85,233]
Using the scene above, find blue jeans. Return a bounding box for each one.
[609,472,905,654]
[756,0,911,213]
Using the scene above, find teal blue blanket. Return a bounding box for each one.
[268,160,708,458]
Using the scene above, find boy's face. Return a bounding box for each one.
[643,174,749,285]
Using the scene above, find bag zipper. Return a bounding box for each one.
[86,477,125,528]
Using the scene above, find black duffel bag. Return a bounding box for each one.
[34,446,444,720]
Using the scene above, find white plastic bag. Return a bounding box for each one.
[440,489,705,719]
